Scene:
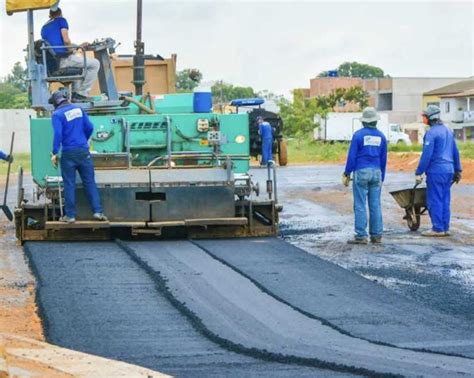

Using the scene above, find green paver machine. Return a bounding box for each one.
[7,0,279,242]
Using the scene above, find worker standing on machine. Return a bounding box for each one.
[256,116,273,167]
[415,105,462,237]
[41,5,100,102]
[49,90,107,223]
[342,107,387,245]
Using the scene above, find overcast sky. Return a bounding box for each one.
[1,0,473,95]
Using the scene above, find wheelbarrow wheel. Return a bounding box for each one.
[405,207,421,231]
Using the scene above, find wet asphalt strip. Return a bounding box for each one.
[194,238,474,358]
[25,242,350,377]
[122,240,474,377]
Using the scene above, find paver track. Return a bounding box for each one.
[25,238,474,377]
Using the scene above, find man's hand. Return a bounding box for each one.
[453,171,462,184]
[51,154,59,168]
[342,173,351,187]
[5,154,13,163]
[415,174,423,185]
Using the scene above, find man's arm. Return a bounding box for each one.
[82,110,94,140]
[415,133,434,175]
[52,113,63,155]
[344,134,359,176]
[380,136,388,182]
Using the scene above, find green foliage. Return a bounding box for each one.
[279,86,369,137]
[0,82,29,109]
[318,61,386,79]
[0,153,31,175]
[0,62,29,109]
[176,68,202,92]
[256,89,284,102]
[211,81,256,103]
[5,62,28,92]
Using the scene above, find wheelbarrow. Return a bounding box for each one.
[390,184,427,231]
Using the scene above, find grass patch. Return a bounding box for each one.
[0,153,31,176]
[458,141,474,159]
[287,138,474,163]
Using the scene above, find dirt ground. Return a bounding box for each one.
[0,225,43,341]
[387,152,474,183]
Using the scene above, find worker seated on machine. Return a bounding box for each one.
[41,5,99,102]
[49,90,108,224]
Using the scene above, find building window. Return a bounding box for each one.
[445,102,450,113]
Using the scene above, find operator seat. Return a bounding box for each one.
[34,40,84,85]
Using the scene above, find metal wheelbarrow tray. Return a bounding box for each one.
[390,186,427,231]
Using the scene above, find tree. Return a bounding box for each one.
[278,86,369,137]
[176,68,202,92]
[0,82,29,109]
[5,62,28,92]
[211,81,256,103]
[318,62,386,79]
[257,89,284,102]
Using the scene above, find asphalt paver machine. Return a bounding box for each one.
[7,0,279,242]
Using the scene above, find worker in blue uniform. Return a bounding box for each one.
[49,90,107,223]
[343,107,388,244]
[415,105,462,237]
[0,150,13,163]
[256,116,273,166]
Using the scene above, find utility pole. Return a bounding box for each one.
[133,0,145,95]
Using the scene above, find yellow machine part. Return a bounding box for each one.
[6,0,56,14]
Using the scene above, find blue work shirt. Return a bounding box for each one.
[344,127,388,181]
[259,121,273,139]
[52,103,94,155]
[0,150,7,161]
[41,17,69,56]
[415,123,461,175]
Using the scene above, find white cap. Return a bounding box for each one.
[50,0,60,12]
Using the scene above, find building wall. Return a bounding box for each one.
[422,95,441,109]
[440,97,468,123]
[391,78,465,119]
[0,109,35,153]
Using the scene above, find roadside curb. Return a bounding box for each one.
[0,333,169,377]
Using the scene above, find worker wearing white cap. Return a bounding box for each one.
[343,107,388,244]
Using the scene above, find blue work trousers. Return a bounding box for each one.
[60,148,102,218]
[261,138,273,165]
[353,168,383,239]
[426,173,453,232]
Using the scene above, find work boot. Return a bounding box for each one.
[444,231,451,236]
[347,238,368,245]
[421,230,447,237]
[59,215,76,224]
[370,236,382,244]
[71,92,93,103]
[93,213,108,221]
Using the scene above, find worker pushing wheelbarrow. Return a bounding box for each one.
[390,184,427,231]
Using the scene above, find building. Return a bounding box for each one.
[302,76,471,125]
[423,79,474,140]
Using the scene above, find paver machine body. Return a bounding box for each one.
[7,0,279,242]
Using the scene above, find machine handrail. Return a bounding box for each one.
[41,43,87,81]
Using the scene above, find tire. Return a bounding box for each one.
[278,139,288,166]
[405,207,420,231]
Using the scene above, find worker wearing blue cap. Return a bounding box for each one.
[49,90,107,223]
[415,105,462,237]
[256,116,273,166]
[343,107,388,244]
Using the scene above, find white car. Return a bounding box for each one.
[388,123,412,145]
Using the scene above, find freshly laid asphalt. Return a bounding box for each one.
[25,241,348,377]
[195,238,474,357]
[26,239,474,377]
